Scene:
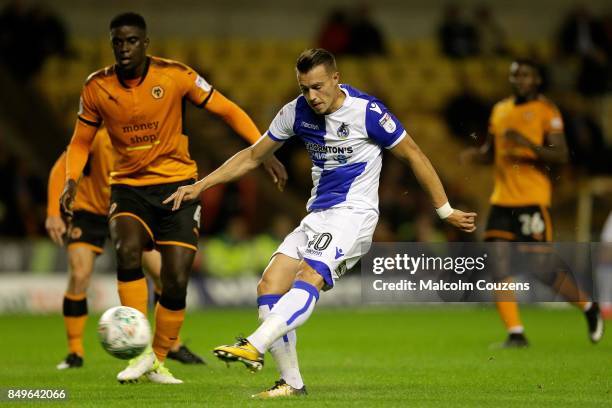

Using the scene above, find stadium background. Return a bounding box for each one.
[0,0,610,310]
[0,1,611,406]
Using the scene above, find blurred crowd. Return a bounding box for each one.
[0,1,610,260]
[0,0,69,82]
[438,4,611,169]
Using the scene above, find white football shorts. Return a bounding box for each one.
[273,207,379,290]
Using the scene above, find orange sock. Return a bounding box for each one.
[65,316,87,356]
[153,304,185,362]
[494,277,523,333]
[117,278,148,315]
[63,292,88,356]
[153,290,181,350]
[495,301,523,333]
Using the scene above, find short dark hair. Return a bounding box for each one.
[512,58,542,77]
[110,12,147,31]
[296,48,337,74]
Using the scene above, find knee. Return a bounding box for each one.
[68,273,90,294]
[68,258,91,292]
[115,240,143,269]
[68,268,91,288]
[162,273,189,300]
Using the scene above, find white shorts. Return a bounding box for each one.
[274,207,379,290]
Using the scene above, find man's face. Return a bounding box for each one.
[297,64,340,115]
[110,25,149,71]
[509,62,540,98]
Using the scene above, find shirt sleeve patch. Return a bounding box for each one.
[195,75,212,92]
[379,112,397,134]
[550,117,563,131]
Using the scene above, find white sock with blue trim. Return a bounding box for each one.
[248,281,319,355]
[257,294,304,389]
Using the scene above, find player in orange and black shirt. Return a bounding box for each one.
[59,12,287,384]
[463,59,603,347]
[47,128,205,370]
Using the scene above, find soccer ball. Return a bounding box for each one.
[97,306,151,360]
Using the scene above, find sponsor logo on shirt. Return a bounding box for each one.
[122,121,159,133]
[304,142,354,162]
[335,154,348,164]
[301,121,320,130]
[122,121,161,149]
[304,142,353,155]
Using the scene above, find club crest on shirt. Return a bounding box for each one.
[337,122,350,139]
[151,85,164,99]
[379,112,396,133]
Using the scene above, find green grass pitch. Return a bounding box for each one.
[0,307,609,407]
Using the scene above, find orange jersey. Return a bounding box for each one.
[488,96,564,207]
[78,56,212,186]
[48,127,114,216]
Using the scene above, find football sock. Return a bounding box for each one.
[153,297,185,362]
[117,268,147,315]
[248,281,319,354]
[494,277,524,334]
[63,292,88,356]
[257,294,304,389]
[495,300,524,334]
[153,289,181,349]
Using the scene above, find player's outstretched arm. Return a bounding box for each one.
[60,120,97,216]
[460,133,494,165]
[164,136,283,211]
[505,129,569,165]
[46,152,68,245]
[390,134,477,233]
[204,90,288,191]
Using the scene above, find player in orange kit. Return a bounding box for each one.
[59,12,286,383]
[47,127,204,369]
[462,59,603,347]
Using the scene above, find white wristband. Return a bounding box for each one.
[436,202,453,219]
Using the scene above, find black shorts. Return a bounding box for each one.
[66,210,109,254]
[484,205,552,242]
[109,179,201,251]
